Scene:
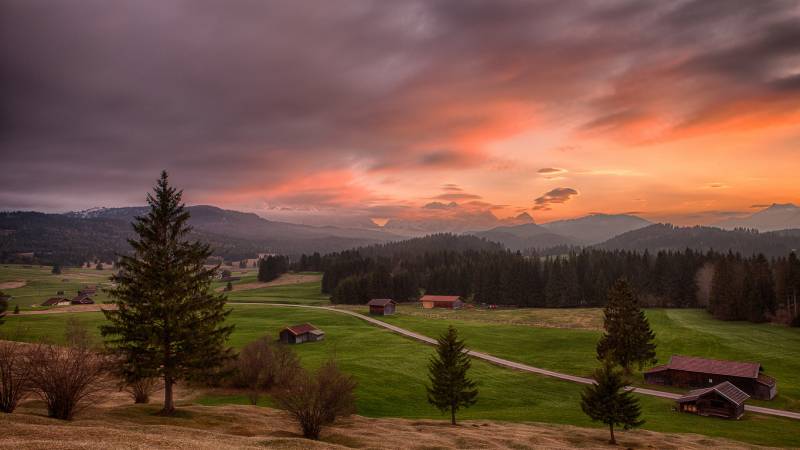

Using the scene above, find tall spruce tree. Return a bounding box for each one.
[580,358,644,444]
[596,278,656,373]
[101,171,234,415]
[426,326,478,425]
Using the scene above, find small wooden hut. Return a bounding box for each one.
[279,323,325,344]
[676,381,749,419]
[367,298,396,315]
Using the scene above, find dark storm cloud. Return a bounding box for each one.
[533,187,578,210]
[1,0,799,210]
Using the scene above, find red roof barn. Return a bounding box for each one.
[645,355,776,400]
[279,323,325,344]
[420,295,463,309]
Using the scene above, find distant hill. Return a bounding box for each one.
[540,213,651,244]
[474,223,576,251]
[595,223,800,257]
[1,206,401,265]
[715,203,800,232]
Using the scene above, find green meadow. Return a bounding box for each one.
[3,304,800,447]
[0,264,114,309]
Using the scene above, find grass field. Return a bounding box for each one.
[0,264,115,309]
[355,305,800,412]
[3,305,800,447]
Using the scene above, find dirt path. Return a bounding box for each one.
[215,273,321,292]
[238,303,800,421]
[17,304,118,315]
[13,300,800,421]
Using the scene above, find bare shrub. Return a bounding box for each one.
[273,359,357,440]
[0,341,32,413]
[64,317,97,349]
[123,377,161,404]
[27,343,111,420]
[233,337,300,405]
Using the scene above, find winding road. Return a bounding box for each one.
[243,302,800,421]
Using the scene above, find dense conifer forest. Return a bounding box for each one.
[294,234,800,324]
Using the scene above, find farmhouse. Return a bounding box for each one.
[71,295,95,305]
[41,297,64,306]
[420,295,463,309]
[644,355,777,400]
[367,298,396,315]
[279,323,325,344]
[676,381,749,419]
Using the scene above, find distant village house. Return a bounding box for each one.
[279,323,325,344]
[367,298,396,315]
[676,381,749,419]
[71,295,95,305]
[644,355,776,400]
[420,295,463,309]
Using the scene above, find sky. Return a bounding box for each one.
[1,0,799,228]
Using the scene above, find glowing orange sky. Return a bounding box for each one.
[2,0,799,227]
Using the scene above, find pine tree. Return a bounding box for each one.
[596,278,656,373]
[51,264,62,275]
[580,358,644,444]
[426,326,478,425]
[101,171,234,415]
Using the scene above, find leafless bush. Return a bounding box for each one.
[27,343,111,420]
[0,341,32,413]
[273,359,357,440]
[64,317,97,349]
[122,377,162,404]
[233,337,300,404]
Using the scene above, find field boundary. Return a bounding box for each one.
[238,302,800,421]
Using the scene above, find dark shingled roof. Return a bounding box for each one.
[677,381,750,406]
[647,355,761,379]
[282,323,320,336]
[367,299,395,306]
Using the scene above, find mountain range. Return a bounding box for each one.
[2,204,799,264]
[715,203,800,232]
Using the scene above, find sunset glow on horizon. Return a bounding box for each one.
[2,0,799,228]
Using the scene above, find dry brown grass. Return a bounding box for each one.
[0,280,26,289]
[0,399,772,449]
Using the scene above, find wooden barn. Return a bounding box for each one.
[41,297,64,307]
[644,355,777,400]
[676,381,749,419]
[279,323,325,344]
[367,298,396,315]
[71,295,95,305]
[420,295,463,309]
[78,286,97,296]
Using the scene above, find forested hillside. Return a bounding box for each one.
[596,224,800,257]
[306,234,800,324]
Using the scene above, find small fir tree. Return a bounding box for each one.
[580,358,644,444]
[596,278,656,373]
[101,171,234,415]
[426,326,478,425]
[51,264,62,275]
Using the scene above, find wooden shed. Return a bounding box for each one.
[279,323,325,344]
[71,295,95,305]
[41,297,64,307]
[677,381,749,419]
[367,298,396,315]
[420,295,463,309]
[644,355,776,400]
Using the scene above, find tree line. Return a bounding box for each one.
[302,238,800,324]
